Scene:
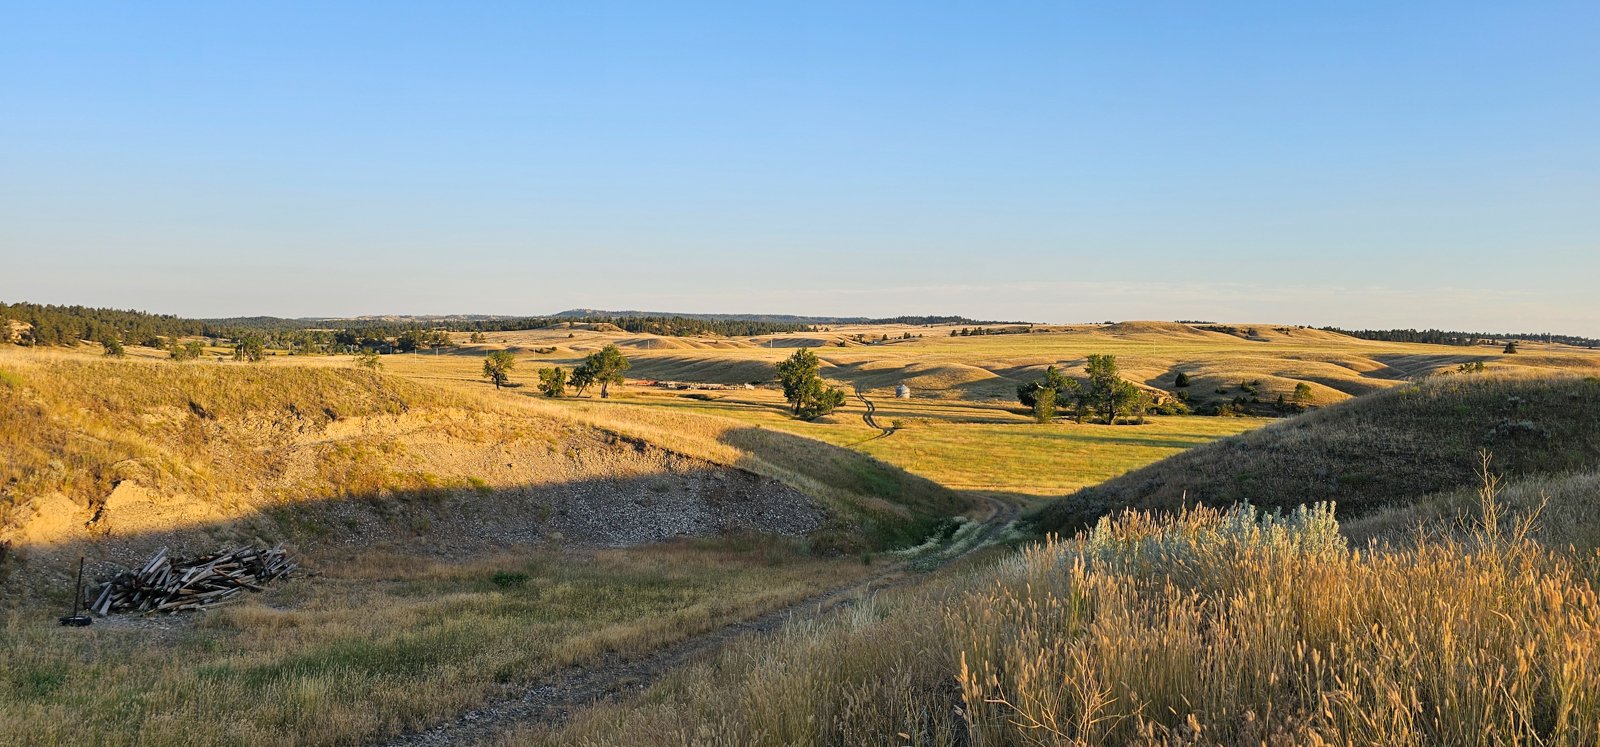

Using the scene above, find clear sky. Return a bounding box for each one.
[3,2,1597,333]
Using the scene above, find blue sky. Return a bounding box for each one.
[3,2,1597,333]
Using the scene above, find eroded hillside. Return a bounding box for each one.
[0,353,849,576]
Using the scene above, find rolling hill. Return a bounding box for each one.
[1028,372,1600,535]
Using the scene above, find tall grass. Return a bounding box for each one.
[958,502,1599,745]
[531,487,1600,746]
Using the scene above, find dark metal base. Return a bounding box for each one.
[58,615,92,627]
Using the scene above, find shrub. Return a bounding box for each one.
[489,571,529,588]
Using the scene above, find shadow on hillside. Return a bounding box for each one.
[717,425,973,549]
[5,466,827,601]
[1370,353,1492,379]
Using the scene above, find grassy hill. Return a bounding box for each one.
[1029,372,1600,535]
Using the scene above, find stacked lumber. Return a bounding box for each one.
[90,545,296,615]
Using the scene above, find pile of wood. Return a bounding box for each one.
[89,545,296,615]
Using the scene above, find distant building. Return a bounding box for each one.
[895,384,911,399]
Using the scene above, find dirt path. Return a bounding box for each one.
[854,387,894,441]
[377,497,1018,747]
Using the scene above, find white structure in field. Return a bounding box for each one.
[895,384,911,398]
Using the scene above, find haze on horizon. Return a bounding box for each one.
[3,3,1597,335]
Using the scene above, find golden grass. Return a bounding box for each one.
[524,486,1600,746]
[851,418,1265,498]
[0,539,867,747]
[0,350,455,529]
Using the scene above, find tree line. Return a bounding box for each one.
[1320,326,1599,349]
[0,300,833,349]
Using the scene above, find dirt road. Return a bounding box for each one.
[378,496,1018,747]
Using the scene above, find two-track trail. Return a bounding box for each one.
[854,387,894,441]
[377,496,1018,747]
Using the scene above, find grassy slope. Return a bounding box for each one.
[1030,373,1600,535]
[1345,467,1600,554]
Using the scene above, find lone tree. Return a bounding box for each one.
[1084,354,1139,424]
[1503,341,1519,354]
[1173,371,1191,388]
[354,349,383,370]
[101,336,125,358]
[1292,381,1313,403]
[537,366,568,397]
[482,350,516,390]
[775,348,847,420]
[573,344,630,398]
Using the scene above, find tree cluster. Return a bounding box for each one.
[1016,355,1159,425]
[949,325,1030,337]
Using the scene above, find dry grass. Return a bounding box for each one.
[523,483,1600,747]
[0,539,867,747]
[1345,466,1600,555]
[0,350,455,531]
[1031,373,1600,534]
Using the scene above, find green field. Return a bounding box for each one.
[538,388,1267,502]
